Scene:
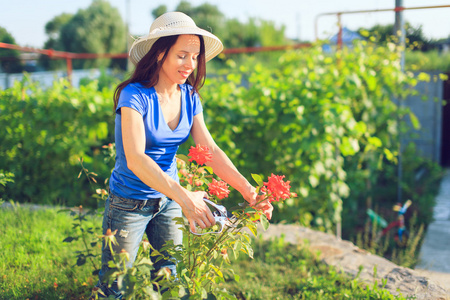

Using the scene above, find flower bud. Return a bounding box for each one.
[120,249,130,261]
[141,240,151,252]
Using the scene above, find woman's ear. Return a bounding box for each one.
[157,52,165,63]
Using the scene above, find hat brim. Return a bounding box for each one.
[129,27,223,65]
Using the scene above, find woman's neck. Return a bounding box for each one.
[154,80,179,98]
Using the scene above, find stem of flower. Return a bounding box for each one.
[189,226,230,274]
[187,229,191,271]
[78,210,99,271]
[189,235,201,275]
[253,194,271,207]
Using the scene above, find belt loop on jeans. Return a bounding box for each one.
[158,196,166,210]
[139,200,147,210]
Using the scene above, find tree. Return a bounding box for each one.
[151,1,288,49]
[44,13,74,42]
[151,5,167,19]
[177,2,225,37]
[0,26,22,73]
[357,22,433,51]
[43,0,127,69]
[40,13,73,70]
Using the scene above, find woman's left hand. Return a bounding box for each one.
[244,187,273,220]
[255,199,273,220]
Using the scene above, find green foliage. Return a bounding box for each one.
[357,23,450,72]
[40,13,74,70]
[201,41,422,232]
[221,236,405,299]
[152,1,289,50]
[151,5,168,19]
[79,68,123,91]
[343,143,443,243]
[355,211,426,269]
[0,170,14,202]
[175,1,225,37]
[405,49,450,72]
[59,205,102,274]
[357,22,434,51]
[0,76,114,206]
[0,26,23,73]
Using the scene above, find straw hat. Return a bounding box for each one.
[129,11,223,65]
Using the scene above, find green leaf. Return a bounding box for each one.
[384,148,395,161]
[234,274,240,283]
[76,256,87,266]
[308,175,319,188]
[251,173,264,186]
[417,72,430,82]
[409,112,421,130]
[176,154,190,164]
[203,166,214,174]
[246,222,258,237]
[367,136,382,148]
[244,207,256,213]
[108,261,116,268]
[260,214,270,231]
[340,136,360,156]
[233,241,242,254]
[201,287,208,299]
[439,73,449,81]
[63,236,77,243]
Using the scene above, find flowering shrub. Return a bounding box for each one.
[96,145,295,299]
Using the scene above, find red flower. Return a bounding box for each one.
[208,179,230,200]
[263,174,291,202]
[188,145,212,165]
[188,145,213,165]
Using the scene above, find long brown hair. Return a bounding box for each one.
[113,35,206,110]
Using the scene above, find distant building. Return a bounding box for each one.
[322,27,363,52]
[437,37,450,53]
[19,52,43,72]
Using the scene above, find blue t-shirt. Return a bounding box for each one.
[109,83,203,200]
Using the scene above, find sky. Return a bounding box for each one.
[1,0,449,49]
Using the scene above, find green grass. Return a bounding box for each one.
[0,204,405,300]
[0,203,101,299]
[221,237,407,300]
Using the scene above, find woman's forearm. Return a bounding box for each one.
[127,152,188,203]
[205,146,254,200]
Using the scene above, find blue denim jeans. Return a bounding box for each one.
[96,193,182,298]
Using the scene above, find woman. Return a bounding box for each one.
[95,12,273,298]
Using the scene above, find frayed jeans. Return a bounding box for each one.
[96,193,182,298]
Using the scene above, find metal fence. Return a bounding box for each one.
[0,69,107,90]
[403,71,444,164]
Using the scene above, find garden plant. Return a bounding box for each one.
[87,144,295,299]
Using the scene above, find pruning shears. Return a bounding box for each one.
[190,199,237,236]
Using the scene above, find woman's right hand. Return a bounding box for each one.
[179,190,216,233]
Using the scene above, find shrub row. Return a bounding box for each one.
[0,42,440,231]
[200,41,436,231]
[0,77,114,206]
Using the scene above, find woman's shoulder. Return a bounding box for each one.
[179,83,198,97]
[123,82,155,95]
